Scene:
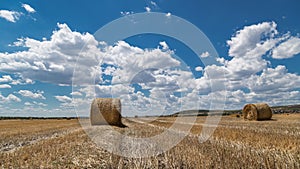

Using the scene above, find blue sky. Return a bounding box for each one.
[0,0,300,117]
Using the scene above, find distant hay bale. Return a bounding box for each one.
[90,98,125,127]
[242,103,272,121]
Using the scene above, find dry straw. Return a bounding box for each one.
[90,98,125,127]
[242,103,272,121]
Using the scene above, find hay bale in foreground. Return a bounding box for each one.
[90,98,124,127]
[242,103,272,121]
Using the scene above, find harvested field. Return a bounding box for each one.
[0,114,299,168]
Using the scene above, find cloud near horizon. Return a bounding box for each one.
[0,21,300,116]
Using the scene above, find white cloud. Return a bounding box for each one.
[103,41,180,84]
[18,90,45,99]
[66,23,299,115]
[219,21,300,84]
[150,1,157,7]
[55,95,72,103]
[222,22,283,78]
[70,91,82,96]
[216,57,227,65]
[200,51,210,58]
[24,101,47,107]
[0,10,21,23]
[0,75,13,83]
[0,23,100,85]
[120,11,134,16]
[227,21,278,58]
[7,94,21,102]
[33,101,47,107]
[203,65,228,79]
[159,41,169,50]
[24,102,32,106]
[9,38,25,47]
[195,66,203,72]
[145,7,151,12]
[22,4,36,13]
[200,21,300,108]
[0,24,180,88]
[1,20,300,114]
[226,56,269,78]
[0,84,11,88]
[0,93,21,103]
[33,61,47,70]
[272,37,300,59]
[166,12,171,17]
[0,75,33,85]
[246,65,300,93]
[49,63,65,72]
[10,77,34,85]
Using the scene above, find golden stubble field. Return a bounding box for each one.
[0,114,299,168]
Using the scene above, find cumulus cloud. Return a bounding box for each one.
[22,4,36,13]
[24,101,47,107]
[18,90,45,99]
[195,66,203,72]
[33,101,47,107]
[215,21,299,83]
[120,11,134,16]
[216,57,227,65]
[24,102,32,106]
[55,95,72,103]
[159,41,169,50]
[1,21,300,114]
[0,75,33,85]
[222,22,283,78]
[0,10,21,23]
[227,21,278,58]
[200,51,210,58]
[0,84,11,88]
[203,65,227,79]
[246,65,300,93]
[272,37,300,59]
[70,91,82,96]
[73,48,201,116]
[10,77,34,85]
[145,7,151,12]
[150,1,157,7]
[205,21,300,108]
[0,23,100,85]
[0,75,13,83]
[0,93,21,103]
[102,41,180,85]
[0,23,181,88]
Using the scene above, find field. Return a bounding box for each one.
[0,114,299,168]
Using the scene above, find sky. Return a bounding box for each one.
[0,0,300,117]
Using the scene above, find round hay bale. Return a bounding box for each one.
[242,103,272,121]
[90,98,124,127]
